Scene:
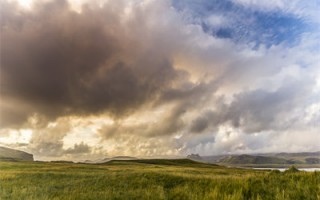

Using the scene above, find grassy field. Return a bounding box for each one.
[0,159,319,200]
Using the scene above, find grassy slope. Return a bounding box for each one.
[200,152,320,166]
[0,159,319,200]
[219,155,289,164]
[0,147,33,161]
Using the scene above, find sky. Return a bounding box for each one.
[0,0,319,161]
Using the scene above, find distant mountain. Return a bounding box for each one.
[111,156,137,160]
[305,157,320,164]
[0,146,34,161]
[218,155,292,165]
[275,152,320,157]
[187,154,202,161]
[109,159,209,166]
[187,151,320,165]
[50,160,74,164]
[82,156,137,164]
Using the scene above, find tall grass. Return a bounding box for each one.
[0,161,319,200]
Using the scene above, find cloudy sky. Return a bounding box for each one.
[0,0,319,161]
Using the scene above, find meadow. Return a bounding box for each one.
[0,159,319,200]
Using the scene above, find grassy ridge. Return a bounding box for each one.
[106,159,216,167]
[0,160,319,200]
[0,147,33,162]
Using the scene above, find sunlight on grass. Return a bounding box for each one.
[0,161,319,200]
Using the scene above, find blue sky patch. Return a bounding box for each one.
[172,0,311,48]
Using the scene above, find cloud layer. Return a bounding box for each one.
[0,0,319,160]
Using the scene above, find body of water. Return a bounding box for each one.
[253,168,320,172]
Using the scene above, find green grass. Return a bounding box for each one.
[0,160,319,200]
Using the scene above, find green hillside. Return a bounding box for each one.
[0,146,33,161]
[219,154,291,165]
[196,152,320,166]
[107,159,211,166]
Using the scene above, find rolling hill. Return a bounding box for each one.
[0,146,33,161]
[188,151,320,166]
[218,154,290,164]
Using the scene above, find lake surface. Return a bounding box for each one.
[253,168,320,172]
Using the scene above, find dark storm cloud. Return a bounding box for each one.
[0,0,180,127]
[189,110,214,133]
[98,79,219,139]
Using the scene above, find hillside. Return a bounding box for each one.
[106,159,215,167]
[275,152,320,157]
[188,151,320,166]
[0,146,34,161]
[218,154,290,164]
[82,156,138,164]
